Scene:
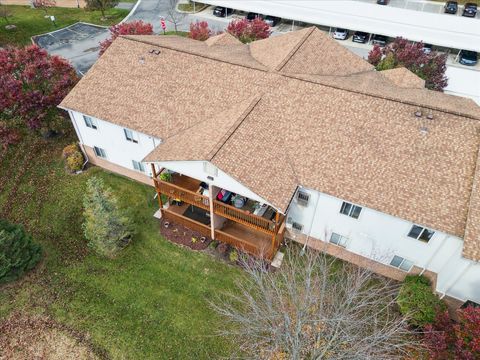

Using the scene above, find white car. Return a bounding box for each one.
[332,28,349,40]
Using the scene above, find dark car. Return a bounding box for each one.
[213,6,234,17]
[352,31,369,43]
[371,34,388,46]
[264,15,281,26]
[462,2,477,17]
[444,1,458,14]
[377,0,389,4]
[246,12,264,20]
[459,50,478,66]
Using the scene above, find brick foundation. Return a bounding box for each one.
[83,146,154,187]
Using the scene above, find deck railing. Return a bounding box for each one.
[154,178,210,211]
[215,229,273,259]
[213,200,276,235]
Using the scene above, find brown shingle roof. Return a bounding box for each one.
[205,32,242,47]
[381,67,426,89]
[59,29,480,261]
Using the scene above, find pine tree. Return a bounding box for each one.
[83,177,133,257]
[0,220,42,284]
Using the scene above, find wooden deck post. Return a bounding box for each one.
[271,212,280,256]
[151,164,163,210]
[208,183,215,240]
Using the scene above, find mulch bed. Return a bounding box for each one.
[159,218,212,251]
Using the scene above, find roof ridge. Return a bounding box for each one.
[208,96,262,160]
[275,27,316,72]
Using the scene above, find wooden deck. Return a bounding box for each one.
[216,221,273,258]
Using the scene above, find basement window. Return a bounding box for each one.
[124,128,139,143]
[292,221,304,232]
[330,232,348,247]
[83,115,97,129]
[132,160,145,172]
[94,146,107,158]
[407,225,434,243]
[340,201,362,219]
[390,255,414,272]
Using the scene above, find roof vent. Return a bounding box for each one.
[149,49,161,55]
[414,111,422,118]
[139,56,145,64]
[420,126,429,135]
[426,113,434,120]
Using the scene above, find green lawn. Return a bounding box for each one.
[0,130,241,359]
[0,5,129,46]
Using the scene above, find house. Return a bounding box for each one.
[59,27,480,309]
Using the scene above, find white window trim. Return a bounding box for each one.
[407,224,435,243]
[339,201,362,220]
[296,189,310,206]
[132,160,145,173]
[329,232,348,248]
[83,115,97,130]
[93,146,107,159]
[124,128,139,143]
[389,255,414,272]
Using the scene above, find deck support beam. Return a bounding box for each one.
[208,183,215,240]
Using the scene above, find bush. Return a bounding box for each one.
[83,177,133,257]
[62,143,84,173]
[229,249,238,262]
[226,18,271,43]
[189,21,212,41]
[397,275,446,327]
[99,21,153,56]
[424,306,480,359]
[0,219,42,284]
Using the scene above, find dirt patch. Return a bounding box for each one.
[0,313,106,360]
[160,218,212,251]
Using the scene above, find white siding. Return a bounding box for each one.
[69,111,160,176]
[287,187,480,304]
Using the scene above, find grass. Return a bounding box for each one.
[0,129,241,359]
[177,2,208,13]
[0,5,129,46]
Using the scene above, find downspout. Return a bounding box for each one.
[301,188,321,254]
[420,234,450,275]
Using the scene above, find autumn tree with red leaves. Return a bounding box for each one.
[99,20,153,55]
[188,21,212,41]
[368,37,448,91]
[226,17,271,43]
[424,305,480,359]
[0,45,78,148]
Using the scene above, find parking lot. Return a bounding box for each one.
[32,22,110,75]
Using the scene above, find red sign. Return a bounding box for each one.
[160,18,166,30]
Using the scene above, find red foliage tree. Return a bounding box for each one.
[226,17,271,43]
[0,45,78,147]
[424,306,480,359]
[99,20,154,56]
[188,21,212,41]
[32,0,56,14]
[367,37,448,91]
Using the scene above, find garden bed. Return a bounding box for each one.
[159,218,212,251]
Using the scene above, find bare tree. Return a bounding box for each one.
[210,247,421,359]
[164,0,185,33]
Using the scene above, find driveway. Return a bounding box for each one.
[33,22,110,75]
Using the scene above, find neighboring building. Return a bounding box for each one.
[59,28,480,308]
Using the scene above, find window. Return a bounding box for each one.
[390,255,414,272]
[407,225,434,242]
[292,221,304,232]
[124,128,138,143]
[297,190,310,206]
[83,115,97,129]
[330,232,347,247]
[93,146,106,158]
[340,202,362,219]
[132,160,145,172]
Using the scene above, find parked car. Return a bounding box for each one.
[264,15,281,26]
[352,31,369,43]
[377,0,389,4]
[332,28,349,40]
[213,6,234,17]
[246,12,264,20]
[459,50,478,66]
[422,43,433,54]
[371,34,388,46]
[444,1,458,14]
[462,2,477,17]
